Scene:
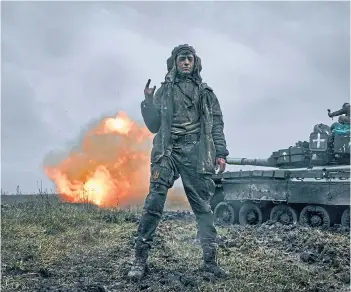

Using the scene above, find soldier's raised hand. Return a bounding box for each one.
[144,79,156,103]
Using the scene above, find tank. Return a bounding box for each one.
[211,118,350,229]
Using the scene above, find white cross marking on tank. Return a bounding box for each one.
[312,133,325,148]
[282,152,287,160]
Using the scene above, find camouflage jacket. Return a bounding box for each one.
[140,81,229,174]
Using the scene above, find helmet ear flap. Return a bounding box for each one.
[167,56,174,72]
[165,57,177,82]
[195,55,202,73]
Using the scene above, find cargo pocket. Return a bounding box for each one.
[182,140,199,167]
[150,163,174,188]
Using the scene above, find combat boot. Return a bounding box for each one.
[127,240,150,281]
[201,244,229,278]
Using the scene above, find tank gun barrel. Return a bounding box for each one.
[226,157,275,167]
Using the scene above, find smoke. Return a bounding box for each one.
[43,111,190,210]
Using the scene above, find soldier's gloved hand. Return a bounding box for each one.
[144,79,156,103]
[327,109,333,118]
[215,158,226,174]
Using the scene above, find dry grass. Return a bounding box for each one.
[1,196,350,292]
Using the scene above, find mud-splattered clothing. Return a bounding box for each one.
[137,136,217,247]
[141,80,229,174]
[137,75,229,248]
[171,77,201,135]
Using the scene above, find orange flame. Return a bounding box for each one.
[45,111,190,209]
[44,112,156,207]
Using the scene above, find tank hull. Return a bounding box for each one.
[211,120,350,228]
[211,165,350,228]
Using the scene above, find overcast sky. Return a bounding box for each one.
[1,1,350,193]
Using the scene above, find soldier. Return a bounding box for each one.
[328,103,350,124]
[128,44,229,280]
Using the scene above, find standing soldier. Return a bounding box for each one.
[128,44,229,280]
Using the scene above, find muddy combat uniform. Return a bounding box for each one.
[128,45,229,280]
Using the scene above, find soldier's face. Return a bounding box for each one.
[176,53,195,74]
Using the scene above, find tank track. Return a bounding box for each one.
[210,167,350,229]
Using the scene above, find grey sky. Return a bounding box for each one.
[1,1,350,193]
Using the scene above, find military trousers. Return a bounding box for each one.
[136,135,217,248]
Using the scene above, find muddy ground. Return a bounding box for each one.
[1,197,350,292]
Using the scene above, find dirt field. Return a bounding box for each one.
[1,195,350,292]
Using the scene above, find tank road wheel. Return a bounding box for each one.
[341,208,350,227]
[270,205,298,225]
[299,205,331,228]
[239,203,263,226]
[214,202,235,226]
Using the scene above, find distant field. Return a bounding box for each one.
[1,193,192,211]
[1,195,350,291]
[2,194,60,205]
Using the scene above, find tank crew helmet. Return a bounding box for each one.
[165,44,202,83]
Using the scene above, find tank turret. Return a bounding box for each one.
[226,145,311,169]
[226,122,350,169]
